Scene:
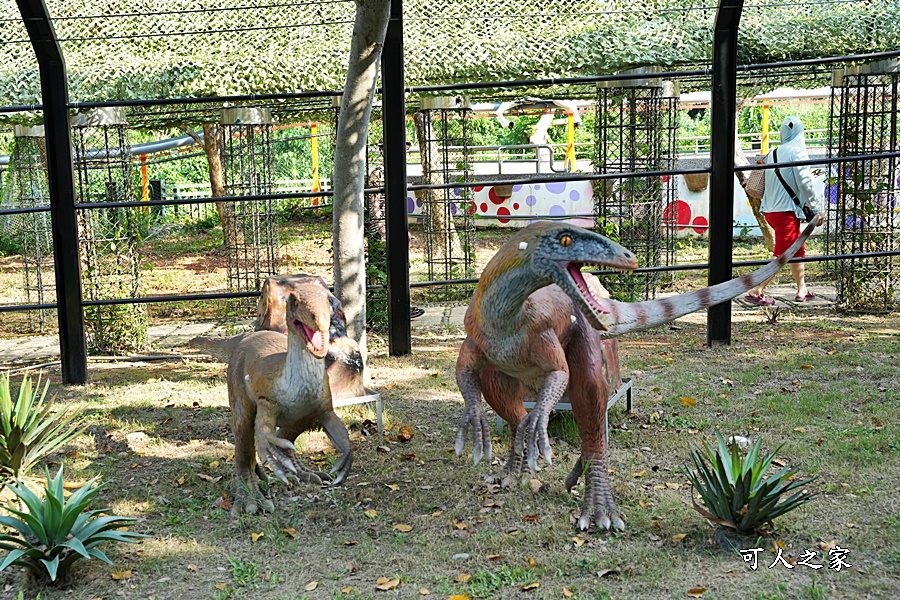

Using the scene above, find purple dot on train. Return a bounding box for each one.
[546,182,567,194]
[525,195,538,207]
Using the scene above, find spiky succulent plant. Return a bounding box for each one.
[682,431,817,533]
[0,465,148,582]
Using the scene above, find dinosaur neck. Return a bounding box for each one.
[474,260,547,335]
[279,329,324,392]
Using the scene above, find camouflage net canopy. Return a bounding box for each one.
[1,0,899,113]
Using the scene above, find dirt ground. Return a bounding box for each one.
[0,302,897,600]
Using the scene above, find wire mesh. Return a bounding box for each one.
[413,104,476,300]
[3,129,55,330]
[72,111,148,354]
[221,116,280,312]
[594,84,677,301]
[827,67,900,311]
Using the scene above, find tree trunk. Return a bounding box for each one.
[181,125,238,249]
[413,110,462,261]
[332,0,392,356]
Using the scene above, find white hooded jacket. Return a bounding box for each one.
[761,116,822,218]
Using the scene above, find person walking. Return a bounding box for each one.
[744,116,825,306]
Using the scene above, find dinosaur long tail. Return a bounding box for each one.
[188,335,245,361]
[598,220,816,336]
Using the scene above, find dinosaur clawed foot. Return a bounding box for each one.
[328,449,352,486]
[455,402,492,466]
[230,478,275,518]
[567,455,625,532]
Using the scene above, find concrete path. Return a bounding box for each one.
[0,283,836,369]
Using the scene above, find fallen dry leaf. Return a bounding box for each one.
[523,514,539,522]
[563,587,575,598]
[214,583,227,590]
[187,564,198,572]
[431,510,443,518]
[447,594,471,600]
[418,588,430,595]
[487,554,502,560]
[680,397,697,406]
[394,524,413,533]
[341,587,354,594]
[456,572,471,583]
[304,581,318,591]
[572,536,587,547]
[281,528,297,538]
[451,519,467,530]
[800,365,814,369]
[687,587,707,598]
[385,483,400,491]
[521,582,540,591]
[208,460,220,469]
[597,568,618,578]
[793,427,807,433]
[249,532,264,542]
[672,533,688,543]
[110,570,132,580]
[364,509,378,518]
[344,540,359,546]
[819,540,837,552]
[375,577,400,591]
[398,425,414,442]
[639,500,648,509]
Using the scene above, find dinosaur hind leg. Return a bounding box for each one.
[574,453,624,531]
[480,368,527,484]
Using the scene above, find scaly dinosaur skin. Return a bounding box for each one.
[456,220,816,531]
[198,283,353,517]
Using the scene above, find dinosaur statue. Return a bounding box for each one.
[192,278,352,516]
[455,219,816,531]
[192,274,367,402]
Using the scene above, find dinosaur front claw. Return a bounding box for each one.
[329,449,352,486]
[256,432,324,486]
[512,405,553,471]
[455,402,492,465]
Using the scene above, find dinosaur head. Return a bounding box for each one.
[529,222,638,330]
[285,288,331,359]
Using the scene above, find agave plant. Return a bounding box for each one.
[0,372,84,482]
[682,431,817,533]
[0,465,148,582]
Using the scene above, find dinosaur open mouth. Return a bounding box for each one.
[566,262,611,315]
[295,319,326,356]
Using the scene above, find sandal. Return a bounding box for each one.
[744,294,774,306]
[794,292,816,302]
[410,306,425,319]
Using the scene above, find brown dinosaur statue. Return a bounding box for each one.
[192,274,367,402]
[455,219,816,531]
[193,278,352,516]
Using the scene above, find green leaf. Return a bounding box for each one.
[40,555,60,582]
[0,548,28,572]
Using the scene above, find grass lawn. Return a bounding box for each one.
[0,219,896,599]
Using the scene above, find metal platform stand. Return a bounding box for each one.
[495,377,633,440]
[332,392,384,434]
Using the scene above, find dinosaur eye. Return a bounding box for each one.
[560,235,572,247]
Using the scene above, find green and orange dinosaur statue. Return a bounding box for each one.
[455,219,817,531]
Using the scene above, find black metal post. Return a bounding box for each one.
[707,0,743,346]
[17,0,87,383]
[381,0,412,355]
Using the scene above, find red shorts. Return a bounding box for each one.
[765,211,805,258]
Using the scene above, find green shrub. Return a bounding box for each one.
[0,373,84,482]
[682,431,817,533]
[0,465,148,583]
